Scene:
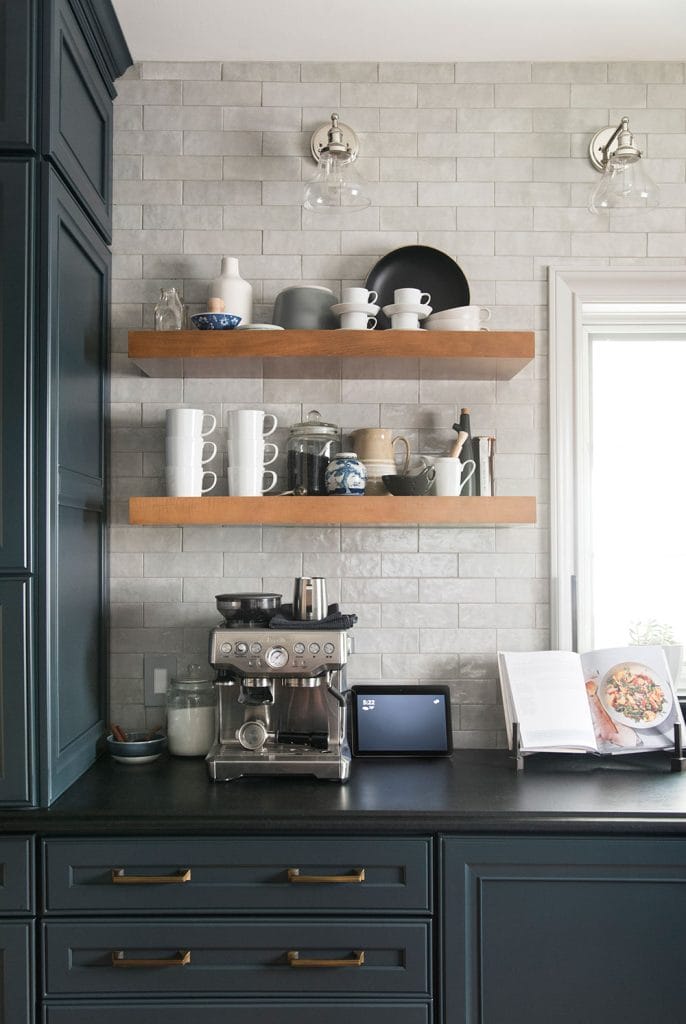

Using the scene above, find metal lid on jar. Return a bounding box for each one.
[288,409,339,437]
[172,664,213,688]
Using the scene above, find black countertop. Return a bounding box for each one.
[2,750,686,836]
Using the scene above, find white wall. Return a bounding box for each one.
[109,59,686,744]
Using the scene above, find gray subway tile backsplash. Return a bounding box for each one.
[110,58,678,742]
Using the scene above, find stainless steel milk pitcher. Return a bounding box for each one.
[293,576,328,621]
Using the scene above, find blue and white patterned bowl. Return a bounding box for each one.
[191,312,242,330]
[325,453,367,495]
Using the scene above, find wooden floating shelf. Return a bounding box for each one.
[128,329,534,380]
[129,495,537,528]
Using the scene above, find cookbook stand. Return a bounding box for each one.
[510,721,686,773]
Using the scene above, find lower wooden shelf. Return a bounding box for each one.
[128,495,536,527]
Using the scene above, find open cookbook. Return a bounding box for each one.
[498,645,685,756]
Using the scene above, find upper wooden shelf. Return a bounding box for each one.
[129,495,536,528]
[128,329,534,380]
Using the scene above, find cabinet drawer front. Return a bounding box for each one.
[44,1001,432,1024]
[43,837,431,913]
[0,836,33,913]
[43,919,430,997]
[0,921,33,1022]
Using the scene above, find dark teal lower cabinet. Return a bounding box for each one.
[0,921,34,1022]
[0,837,35,1023]
[43,1004,431,1024]
[441,836,686,1024]
[40,835,432,1022]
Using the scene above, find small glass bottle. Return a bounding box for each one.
[166,665,216,757]
[154,287,185,331]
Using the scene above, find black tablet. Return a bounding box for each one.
[350,685,453,757]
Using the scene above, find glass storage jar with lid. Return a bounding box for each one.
[167,664,216,757]
[287,409,341,495]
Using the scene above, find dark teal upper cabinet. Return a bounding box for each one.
[43,0,116,239]
[0,159,33,574]
[0,0,129,807]
[39,168,109,805]
[0,0,36,150]
[0,581,32,804]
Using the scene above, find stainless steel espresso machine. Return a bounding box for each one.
[206,591,353,782]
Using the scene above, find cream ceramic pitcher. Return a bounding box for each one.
[350,428,411,473]
[351,428,411,494]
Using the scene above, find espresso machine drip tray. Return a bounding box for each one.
[207,627,352,782]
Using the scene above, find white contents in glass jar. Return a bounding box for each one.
[167,705,216,757]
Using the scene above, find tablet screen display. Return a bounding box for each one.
[351,686,452,756]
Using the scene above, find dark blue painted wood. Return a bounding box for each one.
[441,835,686,1024]
[43,919,431,997]
[0,159,33,573]
[44,1002,431,1024]
[0,0,36,149]
[0,580,32,805]
[0,921,33,1023]
[0,837,33,913]
[42,836,432,914]
[43,0,113,239]
[39,168,109,805]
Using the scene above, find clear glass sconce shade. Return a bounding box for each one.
[303,152,371,211]
[589,152,660,213]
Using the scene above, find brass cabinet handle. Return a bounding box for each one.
[111,868,192,884]
[287,867,365,884]
[288,950,365,968]
[111,949,191,968]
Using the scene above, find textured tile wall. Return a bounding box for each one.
[109,60,686,745]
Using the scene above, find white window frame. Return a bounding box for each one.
[548,269,686,652]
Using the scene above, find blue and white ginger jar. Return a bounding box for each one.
[325,452,367,495]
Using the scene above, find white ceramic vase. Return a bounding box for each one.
[209,257,253,324]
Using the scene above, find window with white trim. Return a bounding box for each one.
[550,272,686,691]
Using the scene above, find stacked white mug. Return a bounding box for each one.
[165,408,218,497]
[382,287,432,330]
[227,409,279,496]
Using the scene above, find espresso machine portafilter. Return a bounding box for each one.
[206,595,353,781]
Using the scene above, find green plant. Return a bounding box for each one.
[628,619,677,645]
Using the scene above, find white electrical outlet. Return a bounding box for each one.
[144,655,177,706]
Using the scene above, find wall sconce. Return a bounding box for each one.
[303,113,371,212]
[588,115,659,214]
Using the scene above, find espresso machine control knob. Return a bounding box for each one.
[293,641,306,655]
[323,642,335,655]
[235,641,249,656]
[237,720,269,751]
[265,645,289,669]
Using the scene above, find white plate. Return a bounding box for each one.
[235,324,284,331]
[111,753,163,764]
[330,302,380,316]
[382,302,432,319]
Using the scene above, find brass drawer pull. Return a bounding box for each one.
[288,949,365,968]
[111,868,192,884]
[287,867,365,884]
[111,949,191,968]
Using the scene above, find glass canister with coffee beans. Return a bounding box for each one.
[287,410,341,495]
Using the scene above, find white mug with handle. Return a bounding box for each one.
[431,456,477,496]
[166,465,218,497]
[165,436,217,465]
[165,407,217,438]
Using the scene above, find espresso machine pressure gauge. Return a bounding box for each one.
[265,645,289,669]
